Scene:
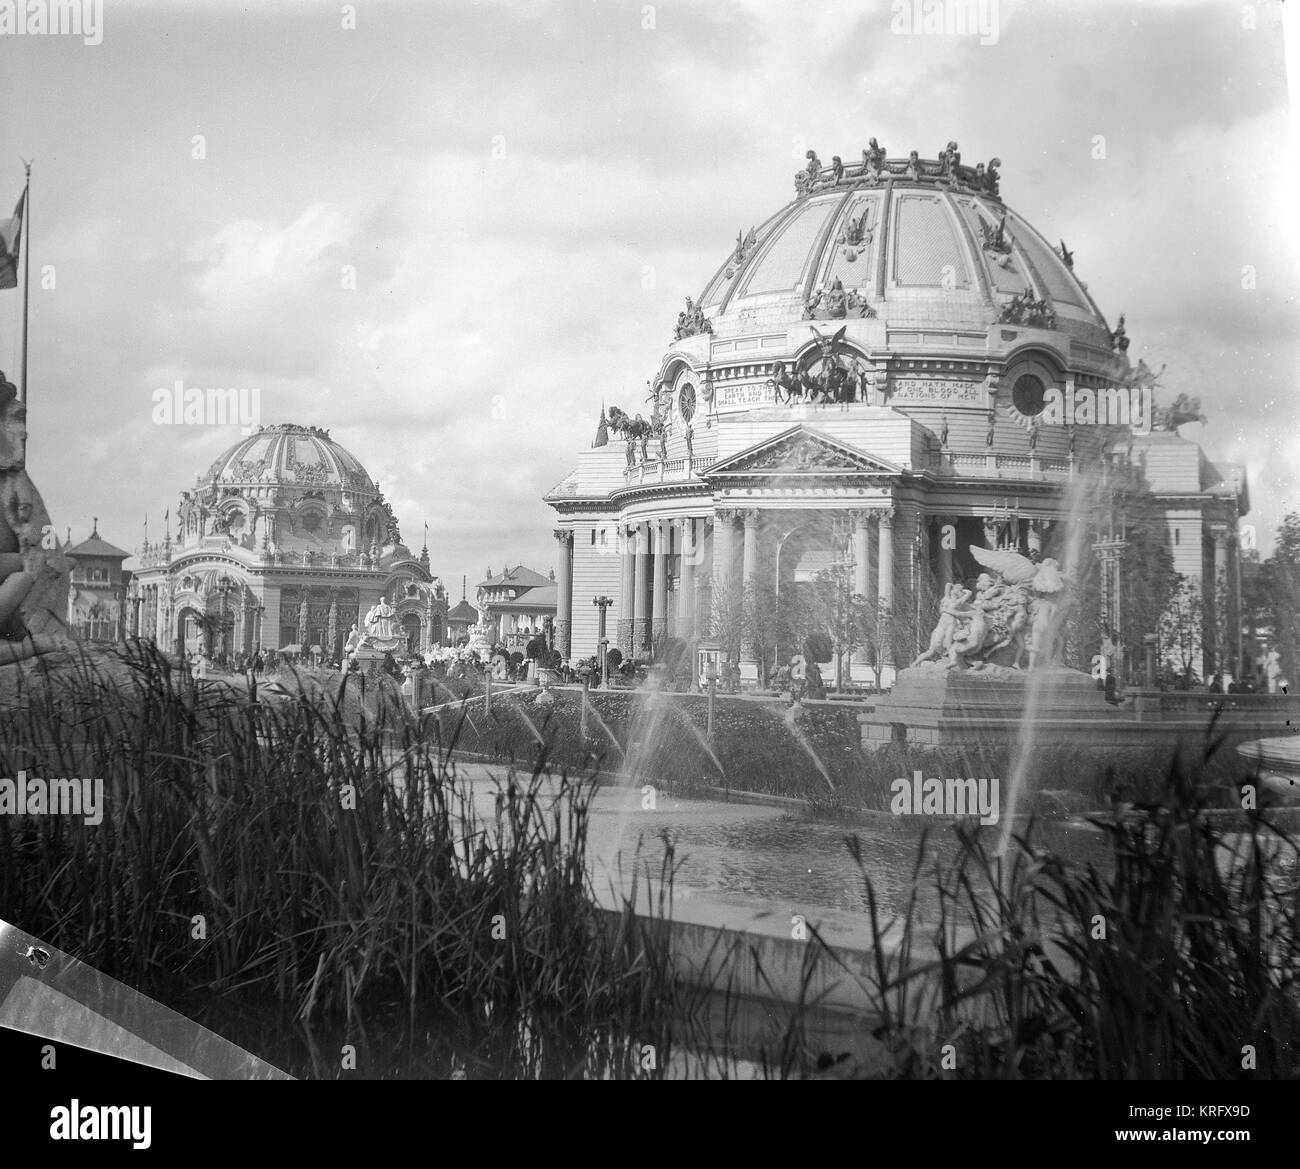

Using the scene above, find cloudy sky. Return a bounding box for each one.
[1,0,1296,590]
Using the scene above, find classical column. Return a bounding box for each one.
[741,509,760,591]
[633,521,651,656]
[652,519,669,648]
[617,524,635,654]
[853,511,870,597]
[1027,518,1043,557]
[1232,529,1244,680]
[553,528,573,658]
[1213,526,1229,678]
[877,507,895,668]
[677,517,697,643]
[740,510,761,676]
[936,514,955,585]
[851,511,872,668]
[713,508,737,598]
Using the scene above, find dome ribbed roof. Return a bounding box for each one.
[689,148,1109,343]
[202,423,378,492]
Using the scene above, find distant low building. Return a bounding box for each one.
[476,564,557,649]
[65,519,132,642]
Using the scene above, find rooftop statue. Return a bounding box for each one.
[794,150,823,197]
[607,405,653,447]
[792,142,1005,199]
[803,276,876,322]
[980,212,1010,254]
[836,203,875,263]
[1128,358,1165,389]
[0,372,72,664]
[793,325,868,406]
[861,138,887,181]
[673,296,713,341]
[726,226,758,276]
[1111,313,1130,352]
[998,289,1057,329]
[983,157,1002,197]
[1154,391,1207,431]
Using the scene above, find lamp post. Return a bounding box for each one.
[593,595,613,686]
[706,662,717,739]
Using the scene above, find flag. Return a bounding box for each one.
[0,189,24,291]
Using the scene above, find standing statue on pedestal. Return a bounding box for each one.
[364,594,397,642]
[0,372,72,663]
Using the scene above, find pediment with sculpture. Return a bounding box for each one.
[705,428,900,478]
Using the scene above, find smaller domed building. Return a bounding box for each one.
[132,423,447,660]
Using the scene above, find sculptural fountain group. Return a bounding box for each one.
[911,546,1069,676]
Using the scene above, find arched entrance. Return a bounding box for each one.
[400,612,421,656]
[775,520,840,672]
[176,605,207,657]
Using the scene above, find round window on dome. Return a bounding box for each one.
[678,384,697,424]
[1011,374,1046,417]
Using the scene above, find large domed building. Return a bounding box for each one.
[133,423,447,660]
[546,144,1248,684]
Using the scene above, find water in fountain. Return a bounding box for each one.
[995,466,1103,857]
[578,688,628,763]
[746,700,835,792]
[514,701,547,747]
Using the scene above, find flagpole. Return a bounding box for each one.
[19,160,30,405]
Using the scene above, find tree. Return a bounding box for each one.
[1157,574,1204,687]
[795,567,873,689]
[1258,513,1300,684]
[1117,488,1178,680]
[706,573,784,682]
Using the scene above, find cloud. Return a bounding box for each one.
[0,0,1294,587]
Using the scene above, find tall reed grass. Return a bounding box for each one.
[786,735,1300,1078]
[0,642,686,1077]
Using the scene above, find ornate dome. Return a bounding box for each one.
[202,423,378,494]
[686,145,1111,347]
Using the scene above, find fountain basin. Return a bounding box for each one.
[1237,737,1300,804]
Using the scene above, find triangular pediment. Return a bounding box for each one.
[704,426,901,477]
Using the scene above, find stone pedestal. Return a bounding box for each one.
[350,646,388,680]
[861,663,1121,748]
